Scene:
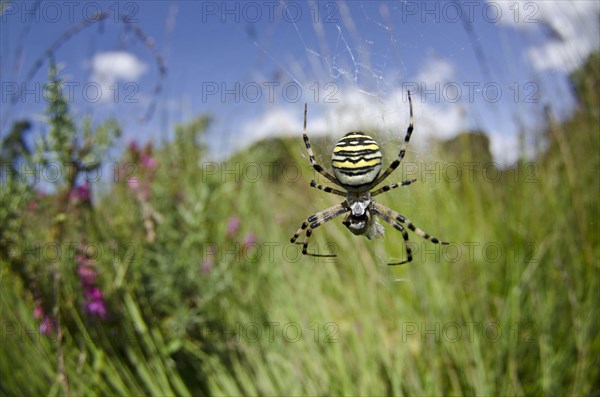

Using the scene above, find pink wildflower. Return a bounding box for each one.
[39,316,55,336]
[243,233,257,247]
[69,182,91,203]
[76,248,107,319]
[141,154,157,171]
[227,217,241,237]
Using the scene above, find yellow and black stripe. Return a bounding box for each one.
[331,132,382,187]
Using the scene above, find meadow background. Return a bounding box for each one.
[1,2,599,396]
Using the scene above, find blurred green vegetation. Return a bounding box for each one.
[1,52,599,396]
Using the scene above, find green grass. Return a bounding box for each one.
[1,59,599,396]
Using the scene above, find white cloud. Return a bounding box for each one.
[240,67,466,162]
[415,56,455,86]
[240,107,299,144]
[488,129,520,167]
[240,90,444,145]
[416,100,465,140]
[239,56,468,158]
[241,56,551,165]
[411,56,465,140]
[90,51,148,102]
[492,0,600,72]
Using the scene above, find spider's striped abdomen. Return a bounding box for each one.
[331,132,382,187]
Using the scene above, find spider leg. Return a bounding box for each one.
[370,91,414,188]
[371,179,417,197]
[372,211,413,265]
[310,180,346,197]
[290,202,349,257]
[373,202,449,244]
[372,202,449,265]
[303,103,344,187]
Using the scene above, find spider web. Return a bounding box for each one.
[222,1,596,268]
[227,2,476,170]
[240,3,462,268]
[231,2,474,206]
[226,1,595,169]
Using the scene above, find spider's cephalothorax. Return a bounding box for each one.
[343,191,373,234]
[291,91,449,265]
[341,191,385,240]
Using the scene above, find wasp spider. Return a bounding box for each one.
[290,91,449,265]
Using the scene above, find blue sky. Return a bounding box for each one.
[1,1,599,165]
